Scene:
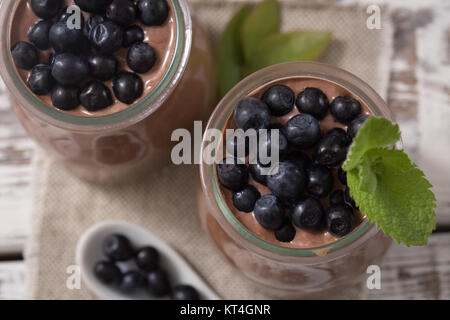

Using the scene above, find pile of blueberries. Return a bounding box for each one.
[218,85,369,241]
[10,0,169,111]
[94,233,200,300]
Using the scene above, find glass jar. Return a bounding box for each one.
[0,0,215,182]
[198,62,394,298]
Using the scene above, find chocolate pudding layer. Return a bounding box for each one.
[10,0,176,117]
[219,77,373,249]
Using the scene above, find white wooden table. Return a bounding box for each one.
[0,0,449,299]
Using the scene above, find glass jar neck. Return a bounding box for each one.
[200,61,394,259]
[0,0,192,132]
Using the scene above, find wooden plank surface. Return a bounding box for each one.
[368,233,450,300]
[0,261,26,300]
[0,80,33,256]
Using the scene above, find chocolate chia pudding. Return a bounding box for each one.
[0,0,215,182]
[219,77,372,249]
[198,62,393,297]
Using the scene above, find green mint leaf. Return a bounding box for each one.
[242,0,280,64]
[347,148,436,246]
[217,5,252,98]
[248,31,331,73]
[343,117,401,171]
[358,156,377,193]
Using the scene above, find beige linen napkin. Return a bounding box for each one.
[24,0,392,299]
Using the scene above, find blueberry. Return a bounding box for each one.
[306,163,333,198]
[296,87,329,120]
[314,134,350,167]
[120,271,145,293]
[329,189,345,206]
[123,25,145,47]
[147,269,171,297]
[330,96,362,124]
[172,285,200,300]
[89,21,124,54]
[31,0,62,19]
[269,129,289,156]
[58,6,85,30]
[338,167,347,185]
[274,222,296,242]
[88,54,118,81]
[86,15,107,33]
[256,129,288,164]
[249,162,268,185]
[27,64,54,95]
[136,246,160,272]
[74,0,108,14]
[48,52,57,66]
[291,197,324,229]
[28,20,53,50]
[80,81,114,111]
[327,127,352,145]
[127,42,157,73]
[233,98,271,131]
[107,0,137,27]
[94,261,122,285]
[51,84,80,110]
[112,71,144,104]
[226,133,251,158]
[285,151,311,170]
[11,42,39,70]
[102,234,134,261]
[137,0,170,26]
[267,161,306,206]
[284,114,321,149]
[326,203,355,237]
[217,158,248,191]
[51,53,89,86]
[344,186,358,209]
[232,185,261,213]
[261,84,294,116]
[348,115,370,138]
[254,194,285,230]
[49,21,85,53]
[77,36,92,57]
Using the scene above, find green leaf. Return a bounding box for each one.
[242,0,280,64]
[347,149,436,246]
[343,117,401,171]
[358,156,377,193]
[248,31,331,73]
[217,5,252,97]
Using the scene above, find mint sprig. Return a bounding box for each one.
[248,31,331,74]
[217,0,332,98]
[217,5,252,97]
[343,117,436,246]
[241,0,280,64]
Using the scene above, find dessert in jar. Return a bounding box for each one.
[0,0,215,182]
[197,62,394,297]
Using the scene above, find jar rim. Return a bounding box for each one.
[0,0,192,132]
[200,61,394,258]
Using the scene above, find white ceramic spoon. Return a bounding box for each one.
[75,220,220,300]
